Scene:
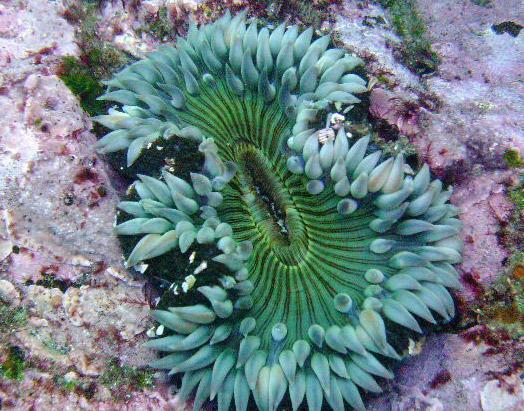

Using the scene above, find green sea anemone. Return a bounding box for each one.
[95,10,463,411]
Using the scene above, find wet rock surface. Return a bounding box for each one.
[0,0,523,409]
[368,331,524,411]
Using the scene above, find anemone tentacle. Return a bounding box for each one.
[98,10,463,411]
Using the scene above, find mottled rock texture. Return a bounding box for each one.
[0,0,523,410]
[0,0,176,409]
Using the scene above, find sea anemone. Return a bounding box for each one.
[95,10,463,411]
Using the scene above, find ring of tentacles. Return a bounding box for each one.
[94,10,463,411]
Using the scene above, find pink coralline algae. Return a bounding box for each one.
[369,88,420,137]
[451,171,515,300]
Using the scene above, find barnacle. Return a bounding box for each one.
[95,10,463,411]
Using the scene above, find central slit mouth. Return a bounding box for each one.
[236,145,292,246]
[243,157,290,241]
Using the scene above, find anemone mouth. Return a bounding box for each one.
[233,144,299,248]
[177,79,301,251]
[97,10,463,411]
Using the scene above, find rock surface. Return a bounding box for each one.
[0,0,523,410]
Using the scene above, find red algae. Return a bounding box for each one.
[428,370,452,389]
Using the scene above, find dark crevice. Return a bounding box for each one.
[25,271,75,293]
[117,203,233,310]
[105,136,203,181]
[492,21,523,37]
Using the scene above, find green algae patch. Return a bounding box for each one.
[59,56,106,116]
[136,6,177,41]
[379,0,440,74]
[473,272,524,338]
[504,177,524,252]
[197,0,339,30]
[0,346,26,381]
[148,7,174,40]
[0,306,28,334]
[510,185,524,210]
[504,148,524,169]
[59,2,129,117]
[58,377,82,392]
[268,0,340,29]
[99,359,155,399]
[473,177,524,338]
